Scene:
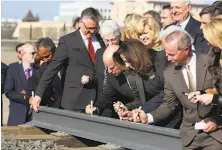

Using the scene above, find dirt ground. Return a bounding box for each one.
[2,50,18,125]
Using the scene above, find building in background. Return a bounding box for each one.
[54,0,113,22]
[112,0,210,25]
[9,0,212,41]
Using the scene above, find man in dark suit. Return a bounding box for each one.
[4,44,37,126]
[86,45,180,128]
[31,7,105,112]
[171,0,209,54]
[1,62,8,126]
[133,30,222,149]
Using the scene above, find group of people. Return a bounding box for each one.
[2,0,222,149]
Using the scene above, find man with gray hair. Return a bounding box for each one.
[31,7,105,112]
[171,0,209,54]
[130,30,222,149]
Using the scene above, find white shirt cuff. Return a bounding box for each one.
[147,113,154,124]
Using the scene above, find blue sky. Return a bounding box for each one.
[1,0,216,21]
[1,1,69,21]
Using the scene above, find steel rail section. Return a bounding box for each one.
[32,106,182,150]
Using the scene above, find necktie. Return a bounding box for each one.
[87,38,95,64]
[185,65,196,92]
[25,68,31,80]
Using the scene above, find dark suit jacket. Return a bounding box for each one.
[4,62,37,126]
[1,62,8,126]
[185,16,209,54]
[95,50,167,114]
[35,30,105,110]
[95,47,106,100]
[1,62,8,94]
[150,53,222,146]
[26,62,64,108]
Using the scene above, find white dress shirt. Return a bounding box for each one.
[147,53,197,124]
[79,29,101,53]
[22,63,33,77]
[178,15,190,30]
[178,15,196,51]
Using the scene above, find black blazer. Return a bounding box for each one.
[35,30,105,110]
[95,50,168,113]
[26,62,64,108]
[1,62,8,94]
[185,16,209,54]
[4,62,37,126]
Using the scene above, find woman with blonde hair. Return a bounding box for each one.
[137,17,162,51]
[122,13,143,40]
[137,17,168,71]
[189,17,222,115]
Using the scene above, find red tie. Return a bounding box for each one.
[87,38,95,64]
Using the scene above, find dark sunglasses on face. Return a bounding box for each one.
[27,52,36,55]
[41,54,51,59]
[82,21,99,31]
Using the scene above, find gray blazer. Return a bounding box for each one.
[151,54,222,146]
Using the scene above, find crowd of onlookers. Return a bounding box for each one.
[1,0,222,149]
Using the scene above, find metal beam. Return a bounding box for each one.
[32,106,182,150]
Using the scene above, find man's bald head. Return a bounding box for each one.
[103,45,122,76]
[103,45,119,64]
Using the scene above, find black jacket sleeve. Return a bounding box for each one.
[1,62,8,94]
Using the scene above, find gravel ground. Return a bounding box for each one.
[1,139,68,150]
[1,132,67,150]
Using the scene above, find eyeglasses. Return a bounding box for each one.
[41,54,51,59]
[113,44,128,66]
[104,38,118,43]
[25,52,36,56]
[82,21,99,31]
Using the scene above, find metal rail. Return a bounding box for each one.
[32,106,182,150]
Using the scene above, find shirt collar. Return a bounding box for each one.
[186,52,196,67]
[178,15,190,29]
[22,63,33,72]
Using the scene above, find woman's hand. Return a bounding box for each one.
[195,94,214,105]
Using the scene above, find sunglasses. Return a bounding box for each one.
[113,44,128,66]
[26,52,36,56]
[41,54,51,59]
[82,21,99,31]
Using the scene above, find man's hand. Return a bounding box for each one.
[203,120,217,133]
[119,111,133,121]
[188,91,200,103]
[113,101,128,113]
[30,96,41,112]
[195,94,214,105]
[81,75,91,84]
[132,109,148,124]
[21,90,26,95]
[85,104,97,115]
[29,97,33,105]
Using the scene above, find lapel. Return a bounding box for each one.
[184,16,194,36]
[74,30,94,66]
[196,54,208,90]
[19,63,27,84]
[173,66,189,93]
